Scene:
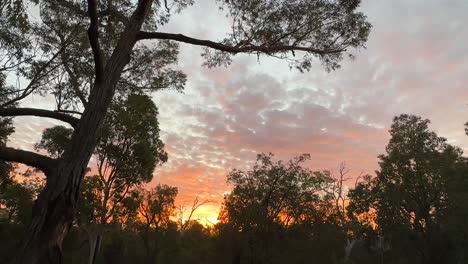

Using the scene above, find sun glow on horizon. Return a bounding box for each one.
[178,203,221,227]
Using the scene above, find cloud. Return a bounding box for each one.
[150,0,468,214]
[152,70,388,212]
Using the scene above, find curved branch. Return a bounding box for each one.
[136,31,345,55]
[0,146,57,175]
[0,108,79,127]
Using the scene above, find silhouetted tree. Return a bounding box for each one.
[0,177,45,263]
[138,184,178,264]
[348,114,465,263]
[219,153,348,264]
[34,126,73,159]
[36,93,167,263]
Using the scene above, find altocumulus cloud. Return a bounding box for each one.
[150,0,468,208]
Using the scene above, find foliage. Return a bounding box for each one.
[34,126,73,159]
[218,153,349,263]
[209,0,371,71]
[138,184,178,229]
[220,153,334,229]
[85,93,168,228]
[0,73,15,189]
[96,93,168,191]
[348,114,468,263]
[0,177,44,263]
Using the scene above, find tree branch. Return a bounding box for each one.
[87,0,104,82]
[46,0,128,24]
[0,146,57,175]
[99,7,129,25]
[0,108,79,127]
[179,195,212,231]
[56,33,89,107]
[55,109,83,116]
[1,34,75,108]
[136,31,345,55]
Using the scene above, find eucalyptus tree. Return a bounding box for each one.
[220,153,334,229]
[138,184,178,264]
[0,0,371,262]
[34,126,74,159]
[219,153,340,263]
[348,115,464,263]
[0,177,45,263]
[88,93,167,263]
[36,93,167,263]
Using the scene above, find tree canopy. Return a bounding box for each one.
[348,114,468,263]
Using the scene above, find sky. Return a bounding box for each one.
[9,0,468,224]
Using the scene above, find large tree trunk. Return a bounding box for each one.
[88,192,109,264]
[88,227,102,264]
[13,162,90,263]
[13,97,115,263]
[12,2,152,262]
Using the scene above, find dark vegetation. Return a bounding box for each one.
[2,114,468,264]
[0,0,467,263]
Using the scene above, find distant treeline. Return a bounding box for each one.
[1,114,468,264]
